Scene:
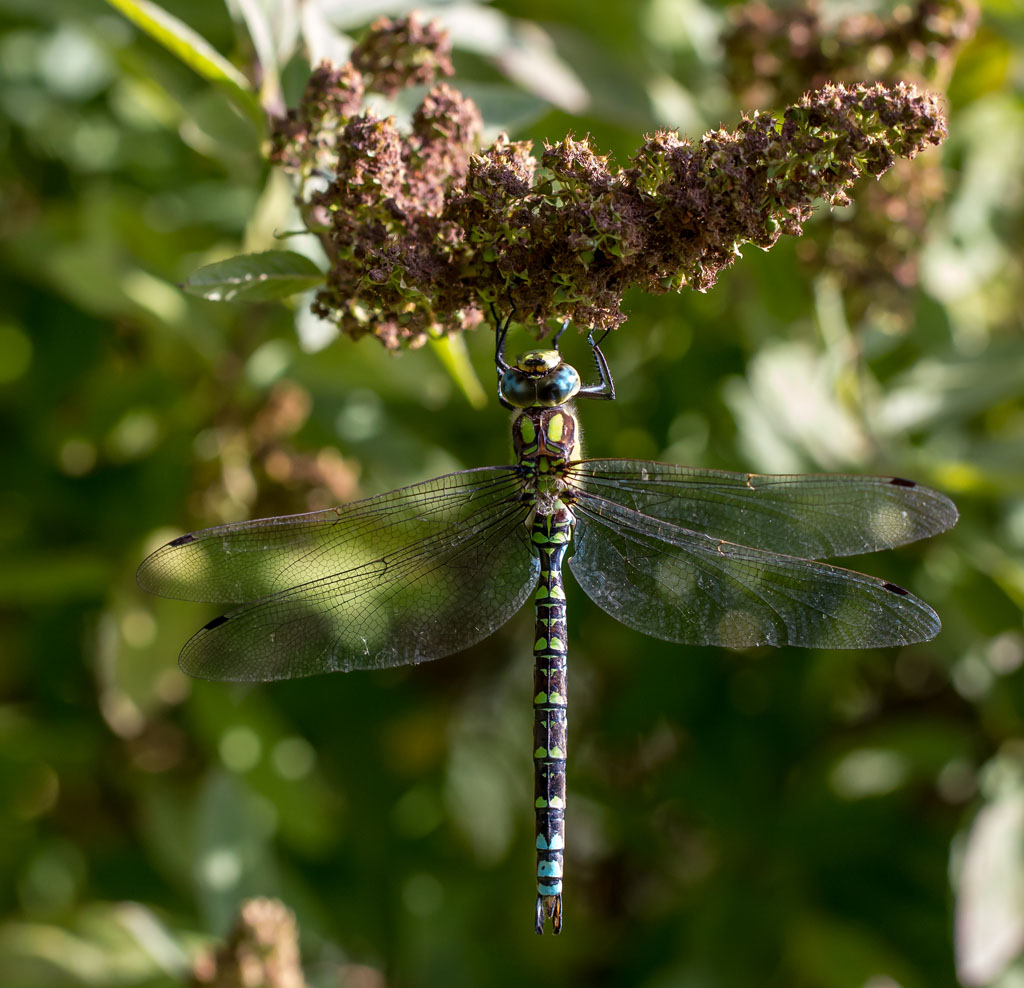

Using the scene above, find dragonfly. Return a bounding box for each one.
[137,319,957,934]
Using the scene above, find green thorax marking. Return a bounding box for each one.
[513,406,581,470]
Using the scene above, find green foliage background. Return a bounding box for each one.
[1,1,1022,986]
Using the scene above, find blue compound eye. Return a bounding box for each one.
[500,368,537,408]
[536,364,581,407]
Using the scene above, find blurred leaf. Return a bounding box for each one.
[180,88,262,161]
[193,770,280,932]
[722,341,872,472]
[104,0,262,127]
[429,335,486,410]
[183,250,324,302]
[453,81,550,141]
[314,0,408,29]
[299,1,353,65]
[956,788,1024,986]
[949,32,1013,106]
[230,0,283,115]
[0,903,185,987]
[877,342,1024,434]
[428,3,588,111]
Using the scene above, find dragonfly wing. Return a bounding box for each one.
[138,468,539,680]
[569,493,941,648]
[568,460,957,559]
[138,468,524,603]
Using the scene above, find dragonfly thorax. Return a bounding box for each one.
[514,406,581,466]
[500,350,582,409]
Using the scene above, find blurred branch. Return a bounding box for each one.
[189,898,307,988]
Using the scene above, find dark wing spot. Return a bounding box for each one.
[882,582,910,596]
[889,477,916,488]
[203,614,230,630]
[169,533,197,546]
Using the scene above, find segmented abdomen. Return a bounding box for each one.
[531,502,573,934]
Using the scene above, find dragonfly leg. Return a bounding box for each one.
[492,304,517,410]
[551,317,571,351]
[577,327,615,401]
[493,303,515,372]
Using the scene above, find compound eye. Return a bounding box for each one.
[500,368,537,408]
[536,364,581,407]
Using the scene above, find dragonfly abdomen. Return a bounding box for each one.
[531,502,573,935]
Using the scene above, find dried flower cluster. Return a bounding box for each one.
[191,897,306,988]
[272,13,948,349]
[724,0,977,105]
[348,13,453,98]
[722,0,977,328]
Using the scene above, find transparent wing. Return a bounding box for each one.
[569,492,941,648]
[139,468,524,603]
[567,460,957,559]
[137,468,538,681]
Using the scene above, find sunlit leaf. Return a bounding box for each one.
[104,0,262,127]
[300,1,354,65]
[230,0,283,115]
[183,251,325,302]
[437,5,588,112]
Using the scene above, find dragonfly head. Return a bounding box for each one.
[516,350,561,375]
[500,350,582,408]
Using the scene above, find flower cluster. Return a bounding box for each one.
[724,0,977,105]
[272,15,949,348]
[349,13,453,98]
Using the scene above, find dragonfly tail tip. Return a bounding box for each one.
[535,893,562,934]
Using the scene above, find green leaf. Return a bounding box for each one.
[183,251,325,303]
[103,0,262,128]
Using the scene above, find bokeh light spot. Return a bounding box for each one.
[58,438,97,476]
[272,736,316,780]
[402,872,443,916]
[830,748,908,799]
[121,608,157,648]
[200,849,241,891]
[219,726,262,773]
